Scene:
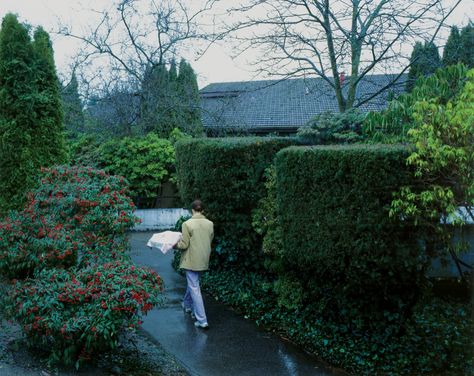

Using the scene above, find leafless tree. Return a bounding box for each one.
[57,0,213,135]
[59,0,213,87]
[215,0,463,112]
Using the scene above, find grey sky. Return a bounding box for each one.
[0,0,472,88]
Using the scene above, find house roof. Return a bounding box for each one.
[200,74,407,131]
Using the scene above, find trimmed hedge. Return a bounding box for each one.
[175,137,295,267]
[275,145,427,329]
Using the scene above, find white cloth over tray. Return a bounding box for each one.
[147,231,182,254]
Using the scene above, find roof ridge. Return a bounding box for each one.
[200,73,407,92]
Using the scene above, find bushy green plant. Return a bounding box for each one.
[201,269,473,376]
[0,211,81,279]
[274,145,425,329]
[68,133,176,207]
[4,262,163,367]
[390,68,474,270]
[0,165,163,367]
[297,109,366,145]
[363,64,468,142]
[175,137,295,268]
[98,133,176,202]
[251,165,283,272]
[0,166,137,278]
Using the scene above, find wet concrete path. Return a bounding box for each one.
[129,232,344,376]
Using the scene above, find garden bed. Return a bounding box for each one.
[200,269,473,376]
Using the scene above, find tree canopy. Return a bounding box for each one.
[0,14,66,212]
[443,23,474,68]
[406,41,442,92]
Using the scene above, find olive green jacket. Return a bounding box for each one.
[177,213,214,271]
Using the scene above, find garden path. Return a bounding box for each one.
[129,231,345,376]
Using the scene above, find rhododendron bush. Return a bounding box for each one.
[0,166,163,367]
[5,264,163,366]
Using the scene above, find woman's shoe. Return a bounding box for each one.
[194,321,209,329]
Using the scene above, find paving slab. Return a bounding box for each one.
[130,231,346,376]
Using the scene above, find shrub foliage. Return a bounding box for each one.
[175,137,295,267]
[363,64,468,142]
[274,145,426,329]
[0,166,163,367]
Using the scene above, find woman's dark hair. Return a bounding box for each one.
[191,199,203,212]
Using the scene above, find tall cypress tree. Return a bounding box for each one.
[443,26,462,67]
[62,72,85,137]
[32,27,66,163]
[140,63,171,136]
[459,23,474,68]
[0,14,65,211]
[406,41,442,92]
[169,59,178,82]
[177,59,203,136]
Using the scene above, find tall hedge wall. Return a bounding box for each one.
[275,145,427,328]
[176,137,295,267]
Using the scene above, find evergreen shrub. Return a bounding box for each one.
[275,145,427,329]
[175,137,295,267]
[0,166,163,367]
[4,262,162,367]
[0,15,66,212]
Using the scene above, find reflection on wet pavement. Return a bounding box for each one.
[129,231,346,376]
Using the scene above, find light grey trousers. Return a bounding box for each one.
[183,270,208,325]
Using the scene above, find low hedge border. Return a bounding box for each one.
[201,269,473,376]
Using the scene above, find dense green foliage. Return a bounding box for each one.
[363,64,468,142]
[68,133,177,206]
[274,145,425,329]
[0,166,138,278]
[443,23,474,68]
[62,73,85,137]
[0,166,163,366]
[0,14,66,212]
[391,69,474,263]
[296,109,365,145]
[140,59,203,137]
[98,133,176,202]
[5,263,162,367]
[201,269,473,376]
[175,137,295,267]
[406,41,442,92]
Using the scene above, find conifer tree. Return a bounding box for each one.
[32,27,67,163]
[169,59,178,82]
[177,59,203,136]
[0,14,66,211]
[62,73,85,137]
[140,63,171,136]
[443,26,462,67]
[406,41,441,92]
[459,23,474,68]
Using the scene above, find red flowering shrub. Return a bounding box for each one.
[0,211,82,278]
[4,262,163,367]
[28,165,139,236]
[0,165,163,367]
[0,166,138,278]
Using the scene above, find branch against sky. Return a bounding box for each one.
[214,0,463,112]
[57,0,214,97]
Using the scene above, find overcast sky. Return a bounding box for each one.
[0,0,472,88]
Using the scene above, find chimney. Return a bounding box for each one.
[339,72,345,86]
